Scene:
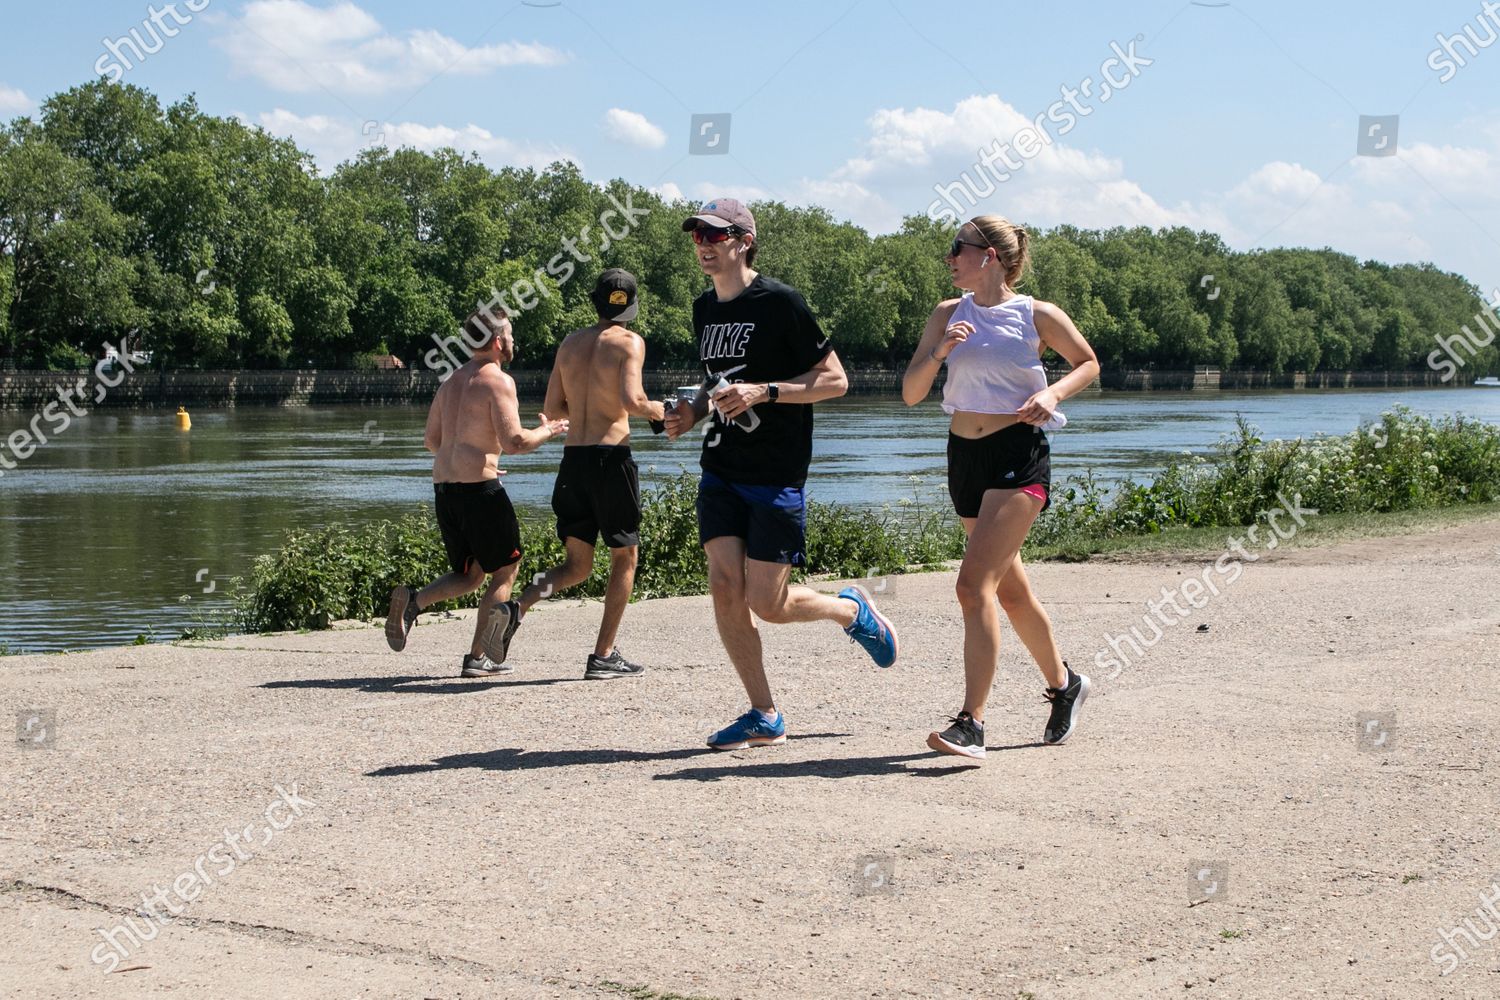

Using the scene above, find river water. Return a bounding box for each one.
[2,387,1497,652]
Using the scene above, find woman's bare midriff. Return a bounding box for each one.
[949,410,1022,440]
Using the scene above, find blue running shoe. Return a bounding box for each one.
[707,709,786,750]
[839,584,899,668]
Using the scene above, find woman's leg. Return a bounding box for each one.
[995,554,1067,689]
[953,489,1043,723]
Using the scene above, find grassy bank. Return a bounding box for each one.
[226,408,1499,636]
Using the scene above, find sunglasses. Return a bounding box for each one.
[948,236,990,258]
[691,225,742,245]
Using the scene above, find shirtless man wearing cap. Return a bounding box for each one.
[384,309,568,677]
[497,269,668,679]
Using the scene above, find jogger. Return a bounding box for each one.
[902,215,1102,760]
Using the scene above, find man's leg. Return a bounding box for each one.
[704,536,774,712]
[471,561,521,658]
[417,563,486,612]
[744,561,856,627]
[387,561,484,653]
[594,545,638,659]
[517,537,596,615]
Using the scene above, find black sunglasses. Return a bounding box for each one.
[948,236,990,258]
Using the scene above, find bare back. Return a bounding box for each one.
[550,323,645,447]
[429,360,508,482]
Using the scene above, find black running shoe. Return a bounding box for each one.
[385,585,420,652]
[461,653,512,678]
[927,711,986,760]
[584,648,645,680]
[479,599,522,664]
[1043,664,1091,745]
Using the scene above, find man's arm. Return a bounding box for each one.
[489,371,568,454]
[711,350,849,420]
[620,336,666,423]
[541,355,568,424]
[422,383,445,453]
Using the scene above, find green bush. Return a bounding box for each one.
[232,409,1499,635]
[1028,407,1500,549]
[234,471,964,633]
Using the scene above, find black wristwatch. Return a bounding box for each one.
[767,383,780,402]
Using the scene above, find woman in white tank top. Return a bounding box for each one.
[901,215,1101,760]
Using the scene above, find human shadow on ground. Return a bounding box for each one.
[260,674,584,696]
[365,733,852,777]
[654,752,982,781]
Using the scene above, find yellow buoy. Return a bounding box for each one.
[176,406,191,431]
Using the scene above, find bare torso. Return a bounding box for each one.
[430,360,508,482]
[553,324,641,447]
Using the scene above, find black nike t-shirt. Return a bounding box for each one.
[693,274,832,487]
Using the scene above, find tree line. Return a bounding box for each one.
[2,81,1495,376]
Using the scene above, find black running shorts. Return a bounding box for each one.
[434,479,523,575]
[552,445,642,549]
[947,423,1052,517]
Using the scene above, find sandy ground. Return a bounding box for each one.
[3,518,1499,1000]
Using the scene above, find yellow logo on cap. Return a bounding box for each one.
[609,290,628,306]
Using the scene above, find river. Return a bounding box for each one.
[2,387,1497,653]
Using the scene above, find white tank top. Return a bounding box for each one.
[940,293,1066,430]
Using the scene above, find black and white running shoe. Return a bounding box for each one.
[461,653,512,678]
[927,711,986,760]
[385,585,420,652]
[479,599,522,664]
[584,649,645,680]
[1043,664,1091,745]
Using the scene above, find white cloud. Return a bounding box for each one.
[804,93,1214,235]
[602,108,666,150]
[256,109,579,173]
[0,84,35,115]
[650,182,686,203]
[790,93,1499,293]
[221,1,568,94]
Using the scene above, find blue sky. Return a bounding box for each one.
[3,0,1498,295]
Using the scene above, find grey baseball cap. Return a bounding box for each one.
[681,197,756,236]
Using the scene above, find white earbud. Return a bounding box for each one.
[980,257,988,268]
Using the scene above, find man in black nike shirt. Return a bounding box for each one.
[665,198,900,751]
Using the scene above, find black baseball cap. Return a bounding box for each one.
[591,268,639,323]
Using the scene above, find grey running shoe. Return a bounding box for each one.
[584,648,645,680]
[461,653,512,678]
[479,599,521,664]
[385,585,420,652]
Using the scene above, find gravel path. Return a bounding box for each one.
[4,518,1498,999]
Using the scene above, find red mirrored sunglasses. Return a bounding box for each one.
[690,225,742,245]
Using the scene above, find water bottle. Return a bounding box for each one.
[710,375,760,431]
